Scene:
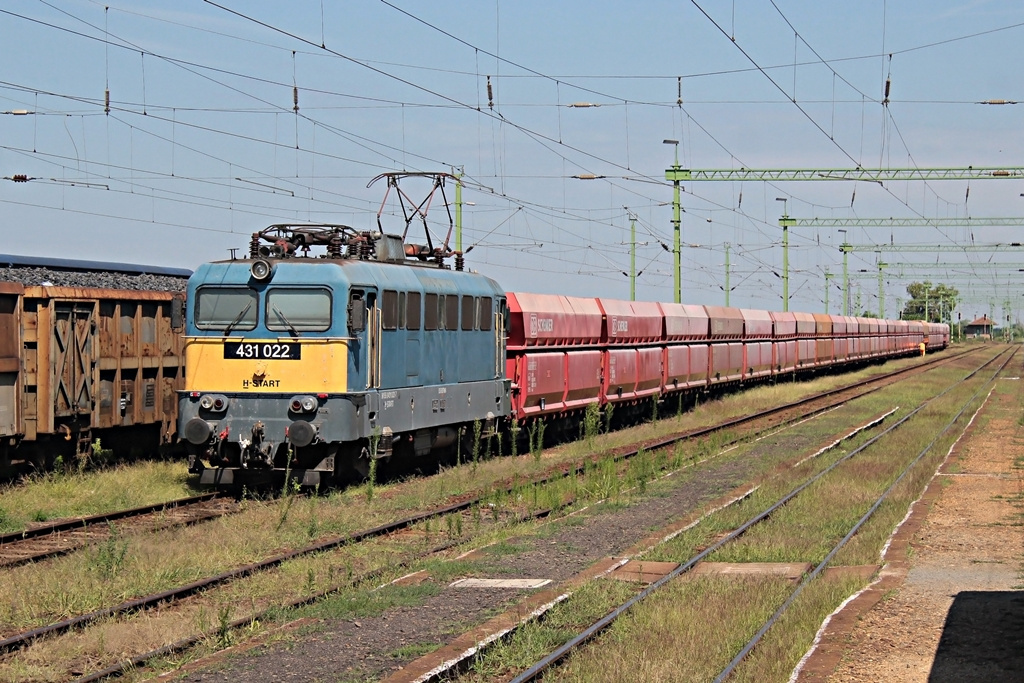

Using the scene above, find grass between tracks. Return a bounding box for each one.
[0,348,992,681]
[0,460,199,534]
[473,352,999,683]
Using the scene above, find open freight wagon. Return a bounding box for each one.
[0,282,185,470]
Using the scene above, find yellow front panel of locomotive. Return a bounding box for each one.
[183,338,348,393]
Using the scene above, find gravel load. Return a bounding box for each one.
[0,266,188,292]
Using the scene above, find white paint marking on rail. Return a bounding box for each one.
[743,405,844,452]
[792,407,899,469]
[408,593,570,683]
[657,487,758,546]
[788,589,864,683]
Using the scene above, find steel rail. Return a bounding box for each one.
[0,492,223,545]
[0,348,973,660]
[0,495,233,569]
[507,346,1008,682]
[712,345,1017,682]
[0,495,479,655]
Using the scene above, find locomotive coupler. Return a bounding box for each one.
[239,421,275,469]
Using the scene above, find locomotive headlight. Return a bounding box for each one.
[199,394,229,412]
[289,395,318,413]
[250,259,273,281]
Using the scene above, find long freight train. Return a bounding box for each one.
[179,225,949,489]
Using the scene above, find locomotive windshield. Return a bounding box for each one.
[195,287,258,331]
[266,288,332,332]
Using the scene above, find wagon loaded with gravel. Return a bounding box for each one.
[0,255,190,472]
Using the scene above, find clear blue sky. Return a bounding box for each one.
[3,0,1024,318]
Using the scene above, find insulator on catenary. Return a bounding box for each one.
[293,86,299,113]
[104,89,110,114]
[677,76,682,106]
[11,174,29,182]
[486,76,493,110]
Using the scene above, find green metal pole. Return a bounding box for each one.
[455,171,463,253]
[780,215,794,312]
[824,269,832,314]
[672,169,681,304]
[664,140,682,304]
[725,243,731,307]
[842,243,850,316]
[630,214,637,301]
[877,260,886,318]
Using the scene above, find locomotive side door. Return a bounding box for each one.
[347,288,380,390]
[367,291,380,389]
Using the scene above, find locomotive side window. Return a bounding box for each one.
[398,292,407,329]
[424,293,439,330]
[407,291,421,330]
[195,287,257,331]
[461,296,475,331]
[478,296,492,331]
[445,295,459,330]
[266,288,331,332]
[348,291,366,332]
[382,290,399,330]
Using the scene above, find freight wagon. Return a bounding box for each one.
[0,282,186,471]
[505,292,948,424]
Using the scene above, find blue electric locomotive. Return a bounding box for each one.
[179,225,510,488]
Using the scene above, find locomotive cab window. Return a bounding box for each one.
[195,287,257,331]
[424,293,438,330]
[461,296,475,331]
[478,296,492,331]
[266,288,331,333]
[406,291,421,330]
[382,290,399,330]
[444,295,459,330]
[348,291,366,332]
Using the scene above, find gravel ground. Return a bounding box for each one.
[0,265,187,291]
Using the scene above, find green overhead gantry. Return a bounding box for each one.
[845,243,1024,252]
[769,216,1024,317]
[873,263,1024,272]
[665,167,1024,182]
[788,217,1024,228]
[663,163,1024,306]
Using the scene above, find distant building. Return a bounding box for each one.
[964,316,994,339]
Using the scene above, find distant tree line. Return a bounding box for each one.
[900,281,958,323]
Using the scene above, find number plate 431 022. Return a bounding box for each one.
[223,342,302,360]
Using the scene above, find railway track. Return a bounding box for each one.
[484,346,1016,682]
[0,493,234,568]
[0,348,982,681]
